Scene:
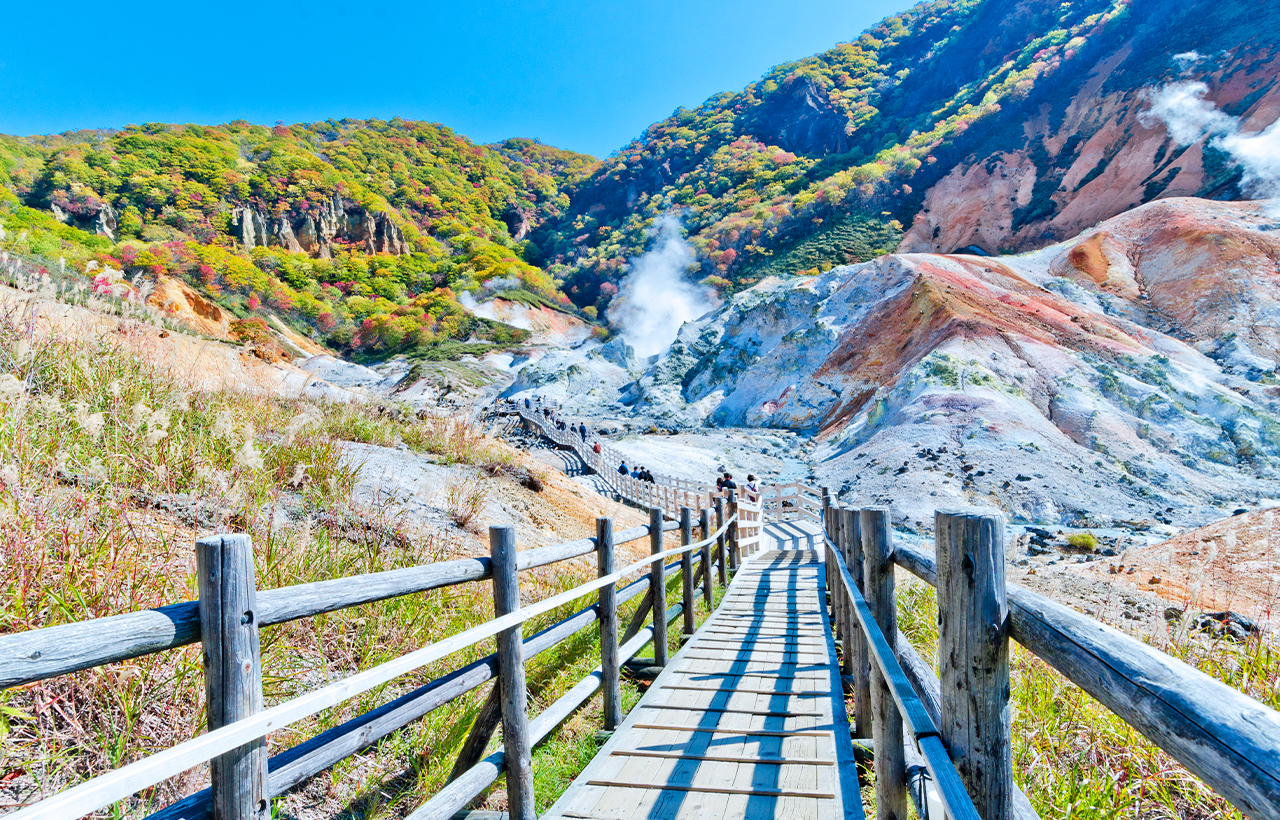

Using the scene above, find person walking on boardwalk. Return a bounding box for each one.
[722,472,737,491]
[618,461,629,477]
[745,474,759,499]
[592,441,602,455]
[579,423,587,441]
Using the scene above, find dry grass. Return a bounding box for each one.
[0,282,671,818]
[894,576,1279,819]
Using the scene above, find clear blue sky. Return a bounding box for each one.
[1,0,908,158]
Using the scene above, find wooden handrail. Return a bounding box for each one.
[820,496,1280,820]
[891,537,1280,820]
[824,529,980,820]
[7,514,737,820]
[0,523,660,691]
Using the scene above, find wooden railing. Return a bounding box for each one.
[820,493,1280,820]
[511,401,773,535]
[1,504,747,820]
[761,481,821,523]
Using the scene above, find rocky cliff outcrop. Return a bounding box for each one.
[230,194,408,258]
[521,198,1280,530]
[747,75,851,157]
[50,200,117,241]
[899,47,1280,255]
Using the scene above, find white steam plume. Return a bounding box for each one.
[458,291,533,330]
[607,214,720,359]
[1142,80,1280,211]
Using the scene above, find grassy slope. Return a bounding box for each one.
[892,578,1278,819]
[0,122,596,362]
[537,0,1280,314]
[0,268,728,817]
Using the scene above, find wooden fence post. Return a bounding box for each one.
[699,507,713,609]
[597,517,621,731]
[843,507,872,739]
[936,509,1013,820]
[727,490,740,571]
[197,534,268,820]
[490,525,535,820]
[649,507,669,667]
[680,507,695,636]
[833,505,850,676]
[862,507,908,820]
[714,496,727,585]
[829,504,846,671]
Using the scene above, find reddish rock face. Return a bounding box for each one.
[900,51,1280,256]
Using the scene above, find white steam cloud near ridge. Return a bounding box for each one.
[1141,79,1280,213]
[607,214,720,359]
[457,291,534,330]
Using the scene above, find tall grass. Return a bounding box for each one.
[895,576,1278,819]
[0,285,627,818]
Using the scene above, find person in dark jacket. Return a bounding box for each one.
[619,462,629,477]
[579,423,587,440]
[722,472,737,491]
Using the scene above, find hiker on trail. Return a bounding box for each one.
[745,474,759,496]
[722,472,737,491]
[579,423,587,440]
[592,441,602,455]
[716,474,724,492]
[524,397,530,409]
[619,461,629,477]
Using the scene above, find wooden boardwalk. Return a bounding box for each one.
[544,521,864,820]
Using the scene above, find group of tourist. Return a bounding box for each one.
[716,471,760,498]
[524,397,587,441]
[520,394,763,499]
[618,462,656,483]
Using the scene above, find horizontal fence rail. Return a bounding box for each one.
[822,513,981,820]
[4,505,742,820]
[0,524,669,691]
[892,536,1280,820]
[511,400,802,520]
[819,493,1280,820]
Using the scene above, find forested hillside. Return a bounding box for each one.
[533,0,1280,315]
[0,122,594,358]
[2,0,1278,359]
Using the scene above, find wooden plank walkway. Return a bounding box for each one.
[544,521,864,820]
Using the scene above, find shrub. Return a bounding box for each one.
[1066,532,1098,550]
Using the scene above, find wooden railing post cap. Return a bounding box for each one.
[935,507,1004,523]
[195,532,252,549]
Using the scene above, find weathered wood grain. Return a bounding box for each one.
[861,507,907,820]
[196,534,267,820]
[843,507,871,738]
[699,507,713,609]
[490,526,535,820]
[598,517,621,731]
[715,495,727,585]
[680,508,695,636]
[649,508,669,667]
[936,509,1012,820]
